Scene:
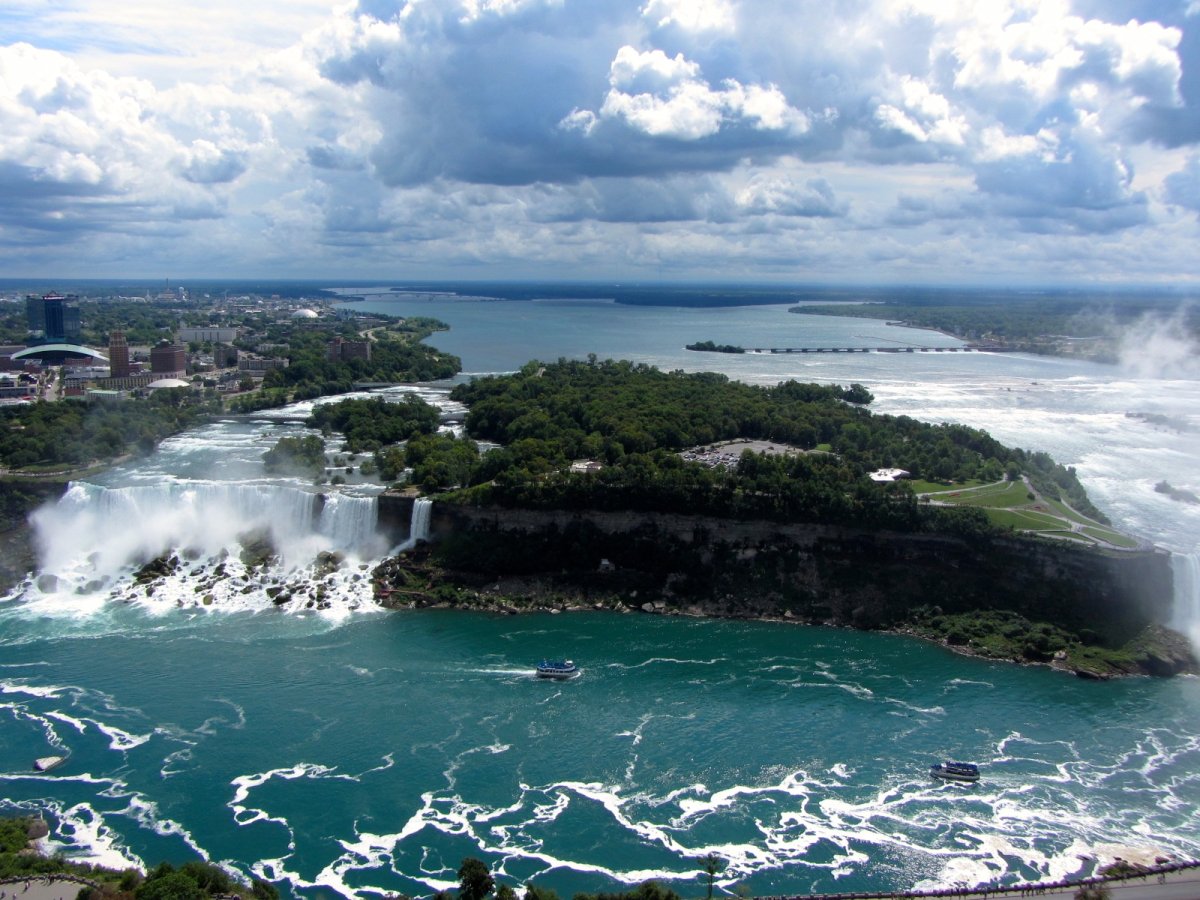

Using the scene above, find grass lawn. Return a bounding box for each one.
[916,476,1142,549]
[986,508,1064,531]
[951,480,1033,508]
[909,479,985,494]
[1080,526,1141,548]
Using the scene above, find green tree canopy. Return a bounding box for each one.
[457,857,495,900]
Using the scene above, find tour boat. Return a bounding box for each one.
[536,659,579,680]
[33,752,70,773]
[930,760,980,782]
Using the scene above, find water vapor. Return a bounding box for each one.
[1116,307,1200,380]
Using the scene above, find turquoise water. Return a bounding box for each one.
[3,611,1199,898]
[2,295,1199,897]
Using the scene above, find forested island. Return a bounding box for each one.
[685,341,745,354]
[356,359,1193,679]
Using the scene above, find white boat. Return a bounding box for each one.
[930,760,979,782]
[536,659,579,679]
[33,753,69,772]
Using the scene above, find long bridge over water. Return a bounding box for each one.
[746,345,1012,354]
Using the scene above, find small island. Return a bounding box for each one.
[1155,481,1200,504]
[685,340,746,354]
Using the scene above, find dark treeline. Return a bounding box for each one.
[307,395,441,453]
[364,358,1101,530]
[791,295,1200,346]
[685,341,745,354]
[243,322,458,407]
[0,389,217,468]
[261,434,327,476]
[227,318,460,412]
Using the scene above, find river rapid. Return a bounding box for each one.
[1,293,1198,898]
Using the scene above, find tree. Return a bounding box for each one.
[700,853,723,900]
[262,435,326,476]
[523,884,560,900]
[135,872,205,900]
[457,857,495,900]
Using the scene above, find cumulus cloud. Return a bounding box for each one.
[176,141,248,184]
[0,40,269,252]
[588,46,810,141]
[641,0,734,32]
[1164,156,1200,212]
[2,0,1199,280]
[735,175,846,217]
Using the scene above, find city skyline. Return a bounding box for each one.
[3,0,1200,285]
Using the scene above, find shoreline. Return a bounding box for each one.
[371,553,1196,679]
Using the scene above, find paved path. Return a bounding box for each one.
[0,878,92,900]
[5,869,1200,900]
[777,868,1200,900]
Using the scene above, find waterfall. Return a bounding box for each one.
[1170,552,1200,652]
[394,497,433,552]
[318,493,383,553]
[410,497,432,543]
[31,480,386,585]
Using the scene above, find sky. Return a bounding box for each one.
[2,0,1200,284]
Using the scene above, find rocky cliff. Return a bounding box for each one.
[426,503,1172,638]
[376,493,1194,676]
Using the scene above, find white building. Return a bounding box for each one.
[178,326,240,344]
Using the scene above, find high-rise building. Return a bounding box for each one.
[42,295,65,339]
[108,332,131,378]
[25,296,45,335]
[150,341,187,376]
[328,337,372,363]
[26,293,81,342]
[178,326,239,344]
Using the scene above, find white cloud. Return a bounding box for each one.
[0,0,1198,282]
[591,45,809,140]
[735,175,845,217]
[1164,155,1200,212]
[641,0,735,32]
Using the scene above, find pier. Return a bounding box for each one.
[746,346,1011,354]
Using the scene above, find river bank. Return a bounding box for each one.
[370,536,1196,679]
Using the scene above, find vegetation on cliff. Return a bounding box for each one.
[227,315,460,412]
[262,434,326,476]
[0,816,277,899]
[386,358,1105,530]
[0,389,218,470]
[307,395,440,453]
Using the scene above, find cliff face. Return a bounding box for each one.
[0,480,69,594]
[412,502,1175,645]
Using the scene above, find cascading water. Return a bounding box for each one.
[410,497,432,543]
[317,493,385,557]
[1170,552,1200,652]
[17,480,391,615]
[394,497,432,552]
